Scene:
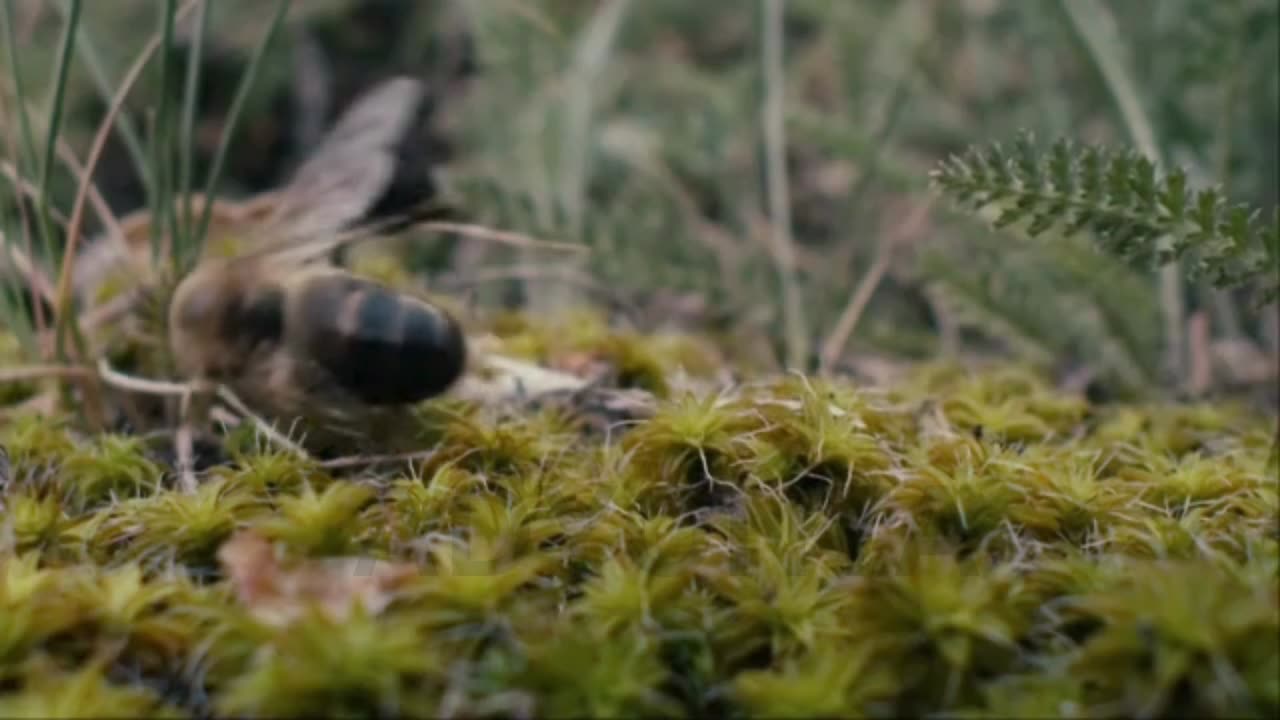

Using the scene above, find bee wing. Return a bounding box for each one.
[227,212,404,272]
[260,75,427,242]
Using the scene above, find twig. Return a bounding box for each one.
[761,0,808,371]
[417,221,588,254]
[819,199,934,373]
[1186,310,1212,397]
[0,364,94,383]
[436,263,639,321]
[96,357,308,457]
[94,356,198,489]
[175,386,202,493]
[96,357,190,396]
[0,142,126,306]
[0,227,57,306]
[7,128,46,340]
[95,356,309,486]
[0,161,73,227]
[43,0,199,430]
[54,139,125,247]
[318,449,441,470]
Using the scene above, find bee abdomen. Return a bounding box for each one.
[294,274,467,405]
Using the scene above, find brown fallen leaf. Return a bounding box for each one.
[548,350,612,382]
[217,530,420,627]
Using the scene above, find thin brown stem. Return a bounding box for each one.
[1185,310,1212,398]
[54,139,125,246]
[0,363,94,383]
[318,449,441,470]
[54,0,202,350]
[175,386,202,493]
[0,161,72,227]
[418,220,589,254]
[0,104,47,346]
[96,357,190,396]
[819,199,934,374]
[0,228,57,307]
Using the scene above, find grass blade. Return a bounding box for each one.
[51,0,202,371]
[1,0,61,333]
[150,0,178,270]
[35,0,82,362]
[190,0,292,270]
[178,0,209,260]
[0,0,39,176]
[0,215,37,358]
[51,0,153,201]
[1057,0,1184,386]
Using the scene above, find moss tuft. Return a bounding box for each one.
[1,319,1276,717]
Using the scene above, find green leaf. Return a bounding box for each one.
[930,134,1279,306]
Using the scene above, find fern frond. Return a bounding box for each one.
[930,132,1280,305]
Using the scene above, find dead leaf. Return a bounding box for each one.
[549,350,611,381]
[217,530,419,628]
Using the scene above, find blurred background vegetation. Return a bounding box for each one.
[3,0,1277,409]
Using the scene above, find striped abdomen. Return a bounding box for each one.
[285,270,467,405]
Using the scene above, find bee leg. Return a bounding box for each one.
[175,380,215,493]
[214,385,311,460]
[174,424,197,493]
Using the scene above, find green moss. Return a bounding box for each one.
[1066,559,1279,718]
[0,553,83,666]
[251,481,378,556]
[214,608,443,718]
[842,545,1038,710]
[61,435,164,512]
[732,642,901,718]
[1,320,1276,717]
[1,413,78,482]
[0,658,184,718]
[517,624,683,718]
[88,477,269,568]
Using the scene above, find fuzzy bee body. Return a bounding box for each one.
[77,75,469,455]
[169,260,467,453]
[73,75,440,310]
[170,262,467,402]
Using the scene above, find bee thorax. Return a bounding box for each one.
[169,269,286,379]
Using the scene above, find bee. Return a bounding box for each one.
[73,74,448,314]
[80,75,468,459]
[166,224,468,456]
